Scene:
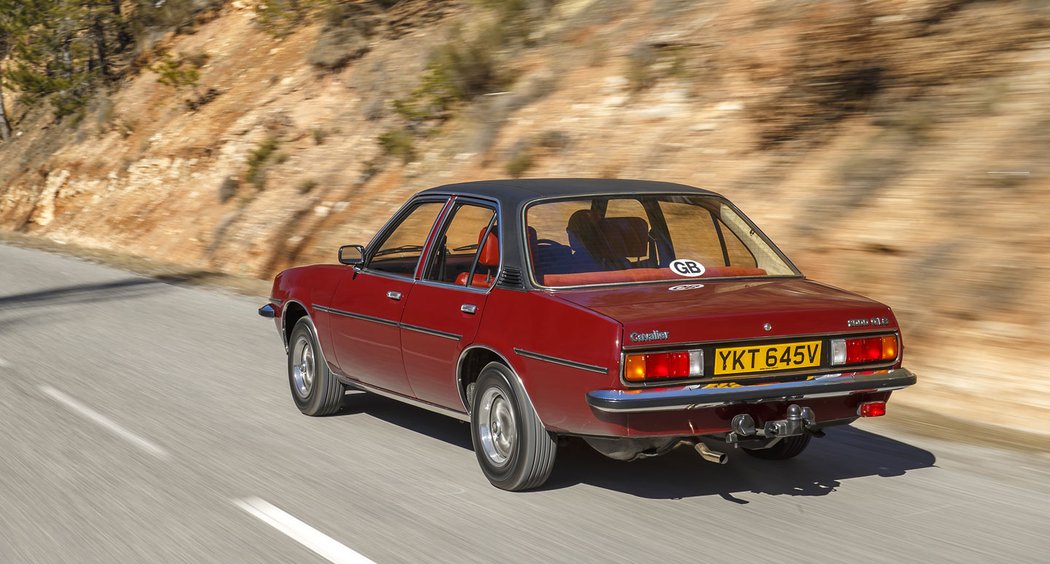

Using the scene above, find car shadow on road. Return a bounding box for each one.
[338,392,936,500]
[545,426,936,500]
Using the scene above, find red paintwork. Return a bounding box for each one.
[268,192,907,440]
[553,278,897,345]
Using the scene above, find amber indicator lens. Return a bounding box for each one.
[625,350,703,382]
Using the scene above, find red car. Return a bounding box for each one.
[259,179,915,491]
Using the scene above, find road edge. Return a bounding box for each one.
[4,229,1049,454]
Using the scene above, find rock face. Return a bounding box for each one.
[1,1,1048,433]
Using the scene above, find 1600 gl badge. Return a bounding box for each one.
[259,179,916,491]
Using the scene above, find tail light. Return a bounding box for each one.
[625,350,703,382]
[830,335,898,366]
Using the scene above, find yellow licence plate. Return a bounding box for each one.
[714,341,822,375]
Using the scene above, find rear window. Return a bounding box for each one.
[525,195,798,287]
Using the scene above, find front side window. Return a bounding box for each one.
[368,200,445,277]
[526,195,798,287]
[424,203,498,288]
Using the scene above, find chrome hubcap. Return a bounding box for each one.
[478,387,517,467]
[292,335,314,399]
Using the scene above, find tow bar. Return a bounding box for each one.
[726,404,818,446]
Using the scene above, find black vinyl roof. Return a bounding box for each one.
[417,178,718,208]
[406,179,723,290]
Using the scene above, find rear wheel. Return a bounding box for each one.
[470,362,556,491]
[288,317,344,416]
[743,434,811,460]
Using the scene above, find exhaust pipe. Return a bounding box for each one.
[694,442,728,465]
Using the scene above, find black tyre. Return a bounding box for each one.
[743,434,811,460]
[287,317,344,416]
[470,362,556,491]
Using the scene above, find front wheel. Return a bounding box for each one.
[743,434,811,460]
[470,362,556,491]
[287,317,344,416]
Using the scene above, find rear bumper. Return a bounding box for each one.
[586,368,916,413]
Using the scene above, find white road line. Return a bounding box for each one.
[39,385,170,460]
[234,497,375,564]
[0,357,10,367]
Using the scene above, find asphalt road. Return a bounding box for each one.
[1,242,1048,563]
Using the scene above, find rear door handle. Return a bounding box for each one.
[386,291,402,301]
[460,304,477,314]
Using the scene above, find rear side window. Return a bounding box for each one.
[368,201,445,277]
[423,203,498,288]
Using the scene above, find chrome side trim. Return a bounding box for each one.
[343,376,470,422]
[268,298,284,306]
[401,323,461,341]
[587,368,916,412]
[513,348,609,375]
[314,304,462,340]
[312,304,399,328]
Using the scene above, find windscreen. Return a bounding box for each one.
[525,195,798,287]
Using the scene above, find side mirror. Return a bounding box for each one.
[338,244,365,266]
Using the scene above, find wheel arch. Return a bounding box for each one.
[457,345,544,427]
[281,300,310,349]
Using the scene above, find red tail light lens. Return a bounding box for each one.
[858,401,887,417]
[624,350,703,382]
[831,335,898,366]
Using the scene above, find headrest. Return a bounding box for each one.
[566,210,602,252]
[477,229,499,267]
[600,217,649,258]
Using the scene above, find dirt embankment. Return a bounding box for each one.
[2,0,1049,435]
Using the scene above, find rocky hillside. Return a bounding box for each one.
[2,0,1048,434]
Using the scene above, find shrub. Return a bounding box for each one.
[246,136,280,188]
[378,129,415,163]
[297,179,319,194]
[505,141,534,178]
[311,127,327,145]
[151,52,203,89]
[218,177,239,203]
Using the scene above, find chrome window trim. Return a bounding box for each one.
[519,192,803,290]
[416,196,504,295]
[513,348,609,375]
[359,196,450,282]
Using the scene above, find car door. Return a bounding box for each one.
[326,198,448,396]
[400,199,499,409]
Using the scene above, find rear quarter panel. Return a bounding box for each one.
[476,288,623,434]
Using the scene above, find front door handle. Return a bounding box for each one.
[386,291,402,301]
[460,304,477,314]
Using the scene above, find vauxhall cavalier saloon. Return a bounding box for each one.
[259,179,916,491]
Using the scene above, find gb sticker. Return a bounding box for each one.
[670,259,706,277]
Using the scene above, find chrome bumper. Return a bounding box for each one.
[586,368,916,413]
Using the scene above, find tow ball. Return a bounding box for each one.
[726,404,818,446]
